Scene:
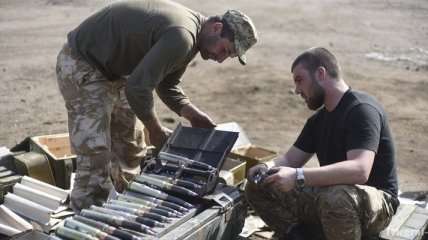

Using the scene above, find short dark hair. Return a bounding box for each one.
[291,47,341,78]
[206,15,234,42]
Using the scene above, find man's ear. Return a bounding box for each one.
[210,22,223,34]
[317,66,327,80]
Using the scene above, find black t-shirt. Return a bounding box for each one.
[294,89,398,198]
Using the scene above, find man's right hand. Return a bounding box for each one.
[148,126,172,149]
[180,103,217,128]
[247,163,268,185]
[143,117,172,149]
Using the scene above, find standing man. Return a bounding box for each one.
[56,0,257,213]
[246,47,398,240]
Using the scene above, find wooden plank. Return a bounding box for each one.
[392,237,411,240]
[405,213,428,230]
[381,204,416,239]
[395,226,419,240]
[414,207,428,215]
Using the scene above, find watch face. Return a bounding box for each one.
[296,168,305,191]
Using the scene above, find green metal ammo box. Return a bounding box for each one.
[0,175,22,204]
[0,154,22,204]
[159,184,247,240]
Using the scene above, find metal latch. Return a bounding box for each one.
[212,192,234,222]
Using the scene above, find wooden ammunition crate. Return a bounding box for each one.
[230,145,277,174]
[216,122,277,175]
[221,158,246,186]
[29,133,76,190]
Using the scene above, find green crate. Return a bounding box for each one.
[0,175,22,204]
[29,133,76,190]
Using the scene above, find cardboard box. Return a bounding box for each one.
[230,146,277,172]
[216,122,277,174]
[220,158,246,186]
[29,133,76,190]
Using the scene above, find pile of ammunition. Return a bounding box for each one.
[55,171,203,239]
[55,150,227,239]
[143,151,221,197]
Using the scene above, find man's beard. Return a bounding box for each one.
[199,35,218,60]
[307,75,325,110]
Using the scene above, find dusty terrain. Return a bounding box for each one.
[1,0,427,197]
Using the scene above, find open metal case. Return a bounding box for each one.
[144,123,239,197]
[123,124,245,239]
[46,124,246,240]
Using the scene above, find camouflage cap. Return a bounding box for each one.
[223,9,258,65]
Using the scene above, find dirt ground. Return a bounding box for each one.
[1,0,427,208]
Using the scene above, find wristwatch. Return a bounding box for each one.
[295,168,305,191]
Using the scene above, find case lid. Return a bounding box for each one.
[215,122,251,150]
[156,124,239,196]
[160,124,239,170]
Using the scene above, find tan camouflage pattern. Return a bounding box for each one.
[223,9,258,65]
[56,43,146,213]
[245,184,395,240]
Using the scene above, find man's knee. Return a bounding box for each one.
[315,185,359,212]
[314,185,362,238]
[244,184,273,210]
[315,185,360,227]
[71,155,113,213]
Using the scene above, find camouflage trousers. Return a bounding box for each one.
[245,184,395,240]
[56,43,146,214]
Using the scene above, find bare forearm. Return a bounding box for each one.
[266,155,292,168]
[142,116,162,133]
[265,146,311,169]
[303,160,370,186]
[180,103,216,128]
[180,103,197,121]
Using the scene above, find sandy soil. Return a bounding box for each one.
[1,0,427,196]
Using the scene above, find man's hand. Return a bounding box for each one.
[148,125,172,149]
[246,163,269,189]
[262,166,297,192]
[143,117,172,149]
[180,104,216,128]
